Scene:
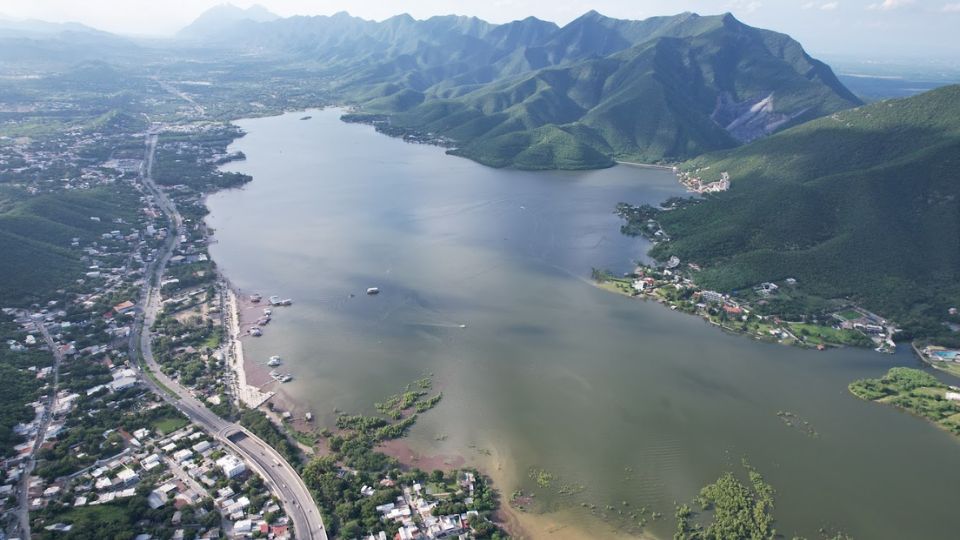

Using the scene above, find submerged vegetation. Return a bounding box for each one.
[300,375,507,538]
[674,462,775,540]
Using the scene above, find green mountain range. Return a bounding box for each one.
[189,9,861,169]
[650,85,960,336]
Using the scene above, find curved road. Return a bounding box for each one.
[131,130,326,540]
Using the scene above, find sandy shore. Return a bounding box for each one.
[225,287,275,408]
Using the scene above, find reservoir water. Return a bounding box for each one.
[207,109,960,539]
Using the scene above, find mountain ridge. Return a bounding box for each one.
[650,84,960,337]
[176,9,861,169]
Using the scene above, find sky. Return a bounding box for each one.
[0,0,959,59]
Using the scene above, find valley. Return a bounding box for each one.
[0,4,958,540]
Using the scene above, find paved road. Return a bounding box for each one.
[131,130,327,539]
[13,320,65,539]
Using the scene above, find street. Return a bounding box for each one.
[130,129,327,540]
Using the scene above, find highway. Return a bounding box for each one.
[130,129,327,539]
[13,320,64,539]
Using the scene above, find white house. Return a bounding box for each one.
[216,454,246,479]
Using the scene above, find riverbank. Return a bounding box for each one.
[614,160,675,171]
[379,438,649,540]
[591,265,882,353]
[224,286,275,408]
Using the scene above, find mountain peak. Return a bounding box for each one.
[576,9,609,22]
[177,3,280,39]
[720,12,744,27]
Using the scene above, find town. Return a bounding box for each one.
[0,53,510,539]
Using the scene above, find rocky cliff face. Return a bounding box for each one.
[712,92,809,143]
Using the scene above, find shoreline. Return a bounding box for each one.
[590,269,884,353]
[207,109,663,540]
[224,285,275,409]
[614,160,676,171]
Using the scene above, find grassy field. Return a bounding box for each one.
[837,310,862,321]
[788,322,869,346]
[152,415,189,435]
[595,276,636,297]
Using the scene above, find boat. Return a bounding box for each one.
[269,295,280,305]
[249,327,262,337]
[267,355,282,367]
[257,316,271,326]
[270,370,292,383]
[269,295,293,306]
[263,308,272,316]
[250,293,262,303]
[366,287,380,295]
[304,412,313,421]
[300,115,312,121]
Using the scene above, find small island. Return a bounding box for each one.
[849,367,960,437]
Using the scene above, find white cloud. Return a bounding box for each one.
[801,1,838,10]
[942,2,960,12]
[726,0,764,14]
[867,0,914,10]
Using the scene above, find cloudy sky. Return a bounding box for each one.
[1,0,958,58]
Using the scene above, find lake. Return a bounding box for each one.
[207,108,960,539]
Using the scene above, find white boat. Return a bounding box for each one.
[269,295,293,306]
[267,356,282,367]
[263,308,272,315]
[304,412,313,421]
[249,327,262,337]
[250,293,262,303]
[366,287,380,295]
[270,371,292,383]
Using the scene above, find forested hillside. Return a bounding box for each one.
[186,10,861,169]
[0,185,143,306]
[651,85,960,337]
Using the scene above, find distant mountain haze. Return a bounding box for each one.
[179,7,861,167]
[177,3,279,39]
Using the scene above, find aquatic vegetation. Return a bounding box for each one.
[415,393,443,413]
[528,467,555,488]
[675,461,776,540]
[776,410,820,438]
